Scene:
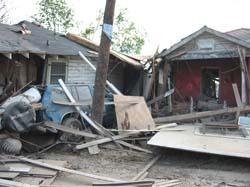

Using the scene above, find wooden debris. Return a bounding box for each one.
[58,79,102,153]
[155,123,177,130]
[92,180,155,186]
[40,175,57,186]
[147,89,174,106]
[115,140,153,154]
[137,171,149,181]
[75,132,152,154]
[58,79,105,135]
[203,122,238,129]
[154,106,250,123]
[232,83,242,123]
[114,95,155,131]
[133,155,161,181]
[44,121,99,139]
[0,178,38,187]
[154,179,182,187]
[0,164,31,173]
[232,84,242,107]
[18,157,123,182]
[52,99,92,106]
[0,172,19,179]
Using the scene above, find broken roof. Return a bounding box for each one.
[0,21,141,67]
[159,26,250,58]
[0,21,91,56]
[66,33,142,67]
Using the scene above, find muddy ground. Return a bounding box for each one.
[29,143,250,187]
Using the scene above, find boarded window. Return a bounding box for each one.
[50,62,66,84]
[197,39,214,50]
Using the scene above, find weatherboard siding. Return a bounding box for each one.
[67,59,96,84]
[67,59,124,93]
[170,32,240,60]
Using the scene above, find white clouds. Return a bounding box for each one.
[6,0,250,54]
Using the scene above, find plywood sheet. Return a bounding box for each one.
[0,172,19,179]
[114,95,155,131]
[148,124,250,158]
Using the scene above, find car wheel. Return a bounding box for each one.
[60,117,83,142]
[0,138,22,155]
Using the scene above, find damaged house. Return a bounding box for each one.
[0,21,143,99]
[154,26,250,113]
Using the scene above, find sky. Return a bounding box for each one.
[6,0,250,54]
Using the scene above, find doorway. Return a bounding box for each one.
[201,68,220,99]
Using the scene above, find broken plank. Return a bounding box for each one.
[154,106,250,123]
[137,171,149,181]
[147,89,174,106]
[232,83,242,122]
[58,79,105,136]
[0,172,19,179]
[132,155,161,181]
[53,100,137,106]
[0,178,38,187]
[40,175,57,186]
[203,122,238,128]
[75,132,152,153]
[0,165,31,173]
[92,180,154,186]
[53,100,92,106]
[44,122,99,139]
[155,123,177,129]
[232,84,242,107]
[115,140,152,154]
[75,132,136,150]
[18,157,122,182]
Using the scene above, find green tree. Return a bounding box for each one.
[81,8,146,54]
[0,0,8,23]
[34,0,74,33]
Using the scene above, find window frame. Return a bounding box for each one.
[47,57,68,84]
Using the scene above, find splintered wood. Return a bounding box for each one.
[114,95,155,131]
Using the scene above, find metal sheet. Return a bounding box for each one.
[148,124,250,158]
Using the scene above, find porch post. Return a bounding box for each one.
[238,47,247,105]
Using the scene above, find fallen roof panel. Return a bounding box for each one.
[148,124,250,159]
[66,33,142,67]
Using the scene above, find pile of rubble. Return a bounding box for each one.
[0,67,250,186]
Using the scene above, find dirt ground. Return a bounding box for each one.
[30,143,250,187]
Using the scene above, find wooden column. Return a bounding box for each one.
[91,0,116,124]
[162,61,170,94]
[238,47,247,105]
[162,60,172,112]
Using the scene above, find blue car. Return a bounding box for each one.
[42,84,115,141]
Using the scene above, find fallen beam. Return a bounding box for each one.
[75,132,135,150]
[154,106,250,123]
[44,121,99,139]
[58,79,105,135]
[18,157,122,182]
[75,132,152,154]
[147,89,174,106]
[132,155,161,181]
[0,178,38,187]
[92,180,154,186]
[79,51,122,95]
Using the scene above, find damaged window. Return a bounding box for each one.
[197,39,214,50]
[201,68,220,99]
[50,62,66,84]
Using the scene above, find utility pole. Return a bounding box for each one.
[91,0,116,124]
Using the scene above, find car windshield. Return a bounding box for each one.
[51,85,92,103]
